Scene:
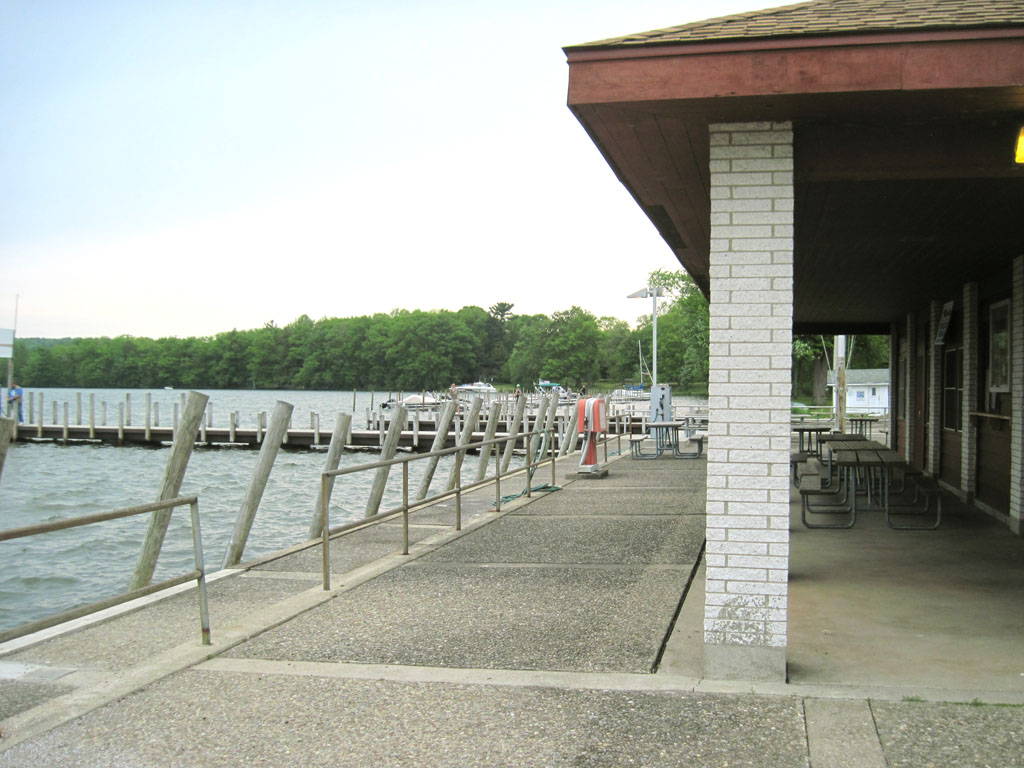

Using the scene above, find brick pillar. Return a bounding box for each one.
[704,121,793,681]
[927,300,942,477]
[961,283,978,502]
[905,313,916,464]
[1009,257,1024,534]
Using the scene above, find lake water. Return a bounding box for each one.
[0,388,513,634]
[0,387,706,635]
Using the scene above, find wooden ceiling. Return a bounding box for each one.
[566,31,1024,333]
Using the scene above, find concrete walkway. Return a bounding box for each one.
[1,445,1022,766]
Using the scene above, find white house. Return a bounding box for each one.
[827,368,890,414]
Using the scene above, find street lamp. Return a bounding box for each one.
[628,285,664,386]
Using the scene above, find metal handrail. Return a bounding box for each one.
[0,496,211,646]
[316,426,616,590]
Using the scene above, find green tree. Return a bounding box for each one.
[541,306,601,388]
[506,314,550,387]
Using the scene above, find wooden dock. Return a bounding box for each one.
[8,422,525,451]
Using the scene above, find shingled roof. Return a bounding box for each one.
[571,0,1024,49]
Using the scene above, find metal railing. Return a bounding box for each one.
[0,496,211,646]
[316,426,618,590]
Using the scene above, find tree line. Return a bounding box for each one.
[10,269,888,400]
[11,272,713,393]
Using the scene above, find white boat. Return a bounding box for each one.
[536,380,576,403]
[382,392,443,410]
[611,386,649,402]
[456,381,498,394]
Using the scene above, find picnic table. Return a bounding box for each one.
[800,439,941,529]
[631,420,704,460]
[847,415,880,439]
[791,422,832,455]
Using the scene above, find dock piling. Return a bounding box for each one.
[0,417,14,484]
[415,400,457,501]
[308,412,351,539]
[131,390,209,588]
[446,396,482,492]
[500,395,527,474]
[365,404,407,518]
[223,400,294,567]
[475,401,501,483]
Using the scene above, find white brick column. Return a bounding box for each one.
[704,121,793,681]
[1009,257,1024,534]
[927,300,942,477]
[905,313,916,464]
[962,282,978,502]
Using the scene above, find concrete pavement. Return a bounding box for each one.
[2,443,1023,766]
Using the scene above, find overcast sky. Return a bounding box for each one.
[1,0,773,339]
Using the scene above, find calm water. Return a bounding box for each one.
[0,388,518,634]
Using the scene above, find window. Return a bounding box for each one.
[989,300,1011,393]
[943,346,963,431]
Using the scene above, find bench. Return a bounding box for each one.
[886,475,942,530]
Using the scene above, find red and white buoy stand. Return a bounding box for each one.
[576,397,608,478]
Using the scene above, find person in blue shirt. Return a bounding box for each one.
[6,382,23,422]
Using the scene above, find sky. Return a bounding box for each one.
[1,0,775,340]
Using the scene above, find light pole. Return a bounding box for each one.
[628,285,664,386]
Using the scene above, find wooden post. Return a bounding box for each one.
[415,400,457,500]
[200,404,208,443]
[313,412,320,446]
[118,402,125,444]
[500,394,527,473]
[145,392,152,441]
[126,393,131,426]
[558,403,580,457]
[28,391,34,424]
[223,400,294,567]
[364,404,407,518]
[229,411,237,443]
[89,393,96,439]
[52,401,57,425]
[446,396,482,491]
[37,393,43,437]
[102,400,107,427]
[62,402,69,445]
[0,417,14,484]
[154,401,160,427]
[475,401,502,482]
[131,391,209,588]
[308,412,352,539]
[76,392,82,425]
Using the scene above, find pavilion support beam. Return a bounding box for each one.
[927,300,942,477]
[888,321,899,449]
[961,282,979,503]
[703,121,793,682]
[905,313,916,464]
[1009,257,1024,535]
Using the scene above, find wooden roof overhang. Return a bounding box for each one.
[566,25,1024,334]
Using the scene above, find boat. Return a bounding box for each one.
[456,382,498,394]
[536,380,576,403]
[611,385,649,402]
[381,392,443,411]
